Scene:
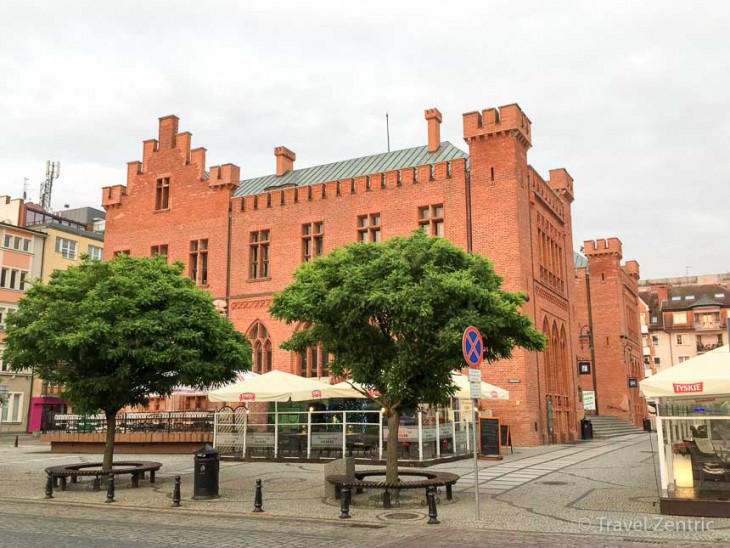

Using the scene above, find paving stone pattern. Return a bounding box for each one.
[1,433,729,545]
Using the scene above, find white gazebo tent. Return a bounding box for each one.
[639,345,730,511]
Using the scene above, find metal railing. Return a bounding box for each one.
[213,407,473,462]
[43,412,215,434]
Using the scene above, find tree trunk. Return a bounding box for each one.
[103,410,117,472]
[385,409,400,484]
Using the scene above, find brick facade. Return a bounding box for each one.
[572,239,645,426]
[103,104,581,446]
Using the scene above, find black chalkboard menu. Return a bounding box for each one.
[479,417,501,456]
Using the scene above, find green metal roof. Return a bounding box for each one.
[234,142,468,197]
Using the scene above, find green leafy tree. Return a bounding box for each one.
[3,255,251,470]
[270,230,545,482]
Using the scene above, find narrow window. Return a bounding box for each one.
[189,241,198,283]
[302,222,325,262]
[250,230,270,279]
[189,240,208,285]
[199,240,208,285]
[155,177,170,210]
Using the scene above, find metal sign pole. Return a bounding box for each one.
[462,325,484,522]
[473,400,480,519]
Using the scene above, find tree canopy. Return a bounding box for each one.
[3,255,251,468]
[270,230,545,480]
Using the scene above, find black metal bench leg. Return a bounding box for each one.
[60,477,67,491]
[131,473,140,488]
[93,476,101,491]
[150,470,156,484]
[446,484,452,500]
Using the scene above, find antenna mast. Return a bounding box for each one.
[386,113,390,152]
[40,161,60,211]
[23,177,29,200]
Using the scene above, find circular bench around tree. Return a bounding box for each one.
[325,469,459,508]
[45,461,162,493]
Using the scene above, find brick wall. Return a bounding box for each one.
[576,239,645,426]
[103,105,583,446]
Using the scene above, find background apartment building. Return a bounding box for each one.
[0,195,104,432]
[640,273,729,372]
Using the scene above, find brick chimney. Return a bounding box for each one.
[275,146,296,176]
[425,108,442,153]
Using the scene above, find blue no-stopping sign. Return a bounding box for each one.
[462,326,483,368]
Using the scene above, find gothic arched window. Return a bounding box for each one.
[247,321,272,374]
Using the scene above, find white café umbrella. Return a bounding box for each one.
[640,346,730,399]
[172,371,259,397]
[207,370,333,403]
[451,372,509,400]
[328,373,508,400]
[328,381,377,399]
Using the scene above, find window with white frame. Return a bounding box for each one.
[0,268,28,290]
[678,356,690,364]
[0,306,18,330]
[55,237,77,260]
[676,334,688,345]
[653,356,661,365]
[2,234,31,252]
[87,245,103,261]
[0,392,23,423]
[651,335,659,346]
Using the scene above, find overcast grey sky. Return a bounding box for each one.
[1,1,728,279]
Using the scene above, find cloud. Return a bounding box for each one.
[0,0,728,278]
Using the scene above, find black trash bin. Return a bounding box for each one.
[643,418,652,432]
[580,418,593,440]
[192,444,220,500]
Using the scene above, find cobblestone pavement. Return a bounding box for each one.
[0,500,724,547]
[1,433,729,544]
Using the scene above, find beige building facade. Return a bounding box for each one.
[0,195,104,432]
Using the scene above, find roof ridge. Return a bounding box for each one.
[234,141,468,198]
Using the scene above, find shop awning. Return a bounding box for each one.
[207,370,333,403]
[640,346,730,399]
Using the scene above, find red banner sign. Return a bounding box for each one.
[311,390,322,399]
[238,392,256,401]
[673,382,703,394]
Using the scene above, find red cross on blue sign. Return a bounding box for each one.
[462,326,483,368]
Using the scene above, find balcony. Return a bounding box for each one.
[697,341,724,353]
[694,320,724,331]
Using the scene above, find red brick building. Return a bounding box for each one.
[102,104,579,445]
[572,238,645,426]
